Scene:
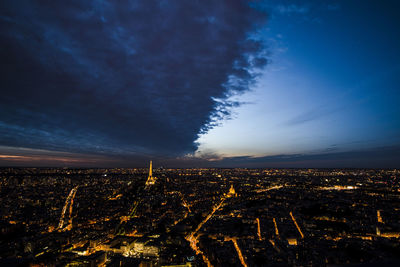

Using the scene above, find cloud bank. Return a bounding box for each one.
[0,0,268,159]
[202,145,400,169]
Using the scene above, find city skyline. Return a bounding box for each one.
[1,0,399,168]
[1,166,399,266]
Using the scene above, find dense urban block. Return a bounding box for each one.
[1,165,400,266]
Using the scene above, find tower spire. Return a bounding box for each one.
[145,160,156,186]
[149,160,152,179]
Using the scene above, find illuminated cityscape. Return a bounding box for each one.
[1,165,400,266]
[1,1,400,266]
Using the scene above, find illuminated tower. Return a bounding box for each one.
[145,160,156,186]
[377,210,384,223]
[149,160,153,179]
[229,184,235,195]
[227,184,236,197]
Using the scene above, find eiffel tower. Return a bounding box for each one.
[115,160,157,235]
[145,160,156,187]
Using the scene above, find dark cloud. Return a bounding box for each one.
[0,0,268,158]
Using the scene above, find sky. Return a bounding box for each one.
[0,0,399,168]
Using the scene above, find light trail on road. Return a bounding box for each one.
[231,238,248,267]
[57,186,79,231]
[65,187,78,230]
[256,218,262,241]
[273,217,280,239]
[185,187,235,267]
[290,211,304,239]
[255,185,284,193]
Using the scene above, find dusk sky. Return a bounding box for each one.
[1,0,399,168]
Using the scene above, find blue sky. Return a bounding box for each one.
[197,0,400,165]
[0,0,399,167]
